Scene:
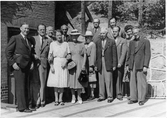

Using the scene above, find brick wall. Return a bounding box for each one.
[1,1,55,103]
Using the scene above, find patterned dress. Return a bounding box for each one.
[47,41,70,88]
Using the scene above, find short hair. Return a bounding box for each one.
[20,22,29,27]
[37,24,46,30]
[124,25,133,32]
[61,24,68,30]
[109,17,117,22]
[46,26,54,31]
[55,29,62,35]
[93,19,100,23]
[100,27,108,33]
[113,26,121,32]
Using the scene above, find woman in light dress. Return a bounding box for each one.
[47,30,70,106]
[68,29,87,104]
[84,31,97,100]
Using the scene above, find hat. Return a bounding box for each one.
[84,31,93,37]
[70,29,80,35]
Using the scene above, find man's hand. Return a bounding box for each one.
[126,66,129,72]
[143,67,148,73]
[34,54,40,60]
[94,66,98,71]
[13,63,20,70]
[113,67,116,71]
[30,63,34,70]
[117,63,121,68]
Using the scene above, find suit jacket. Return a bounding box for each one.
[5,34,33,69]
[31,35,52,68]
[95,37,117,71]
[107,27,126,40]
[127,36,151,70]
[86,42,96,67]
[90,27,101,43]
[115,37,127,66]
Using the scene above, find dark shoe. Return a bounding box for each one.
[97,98,105,102]
[54,101,59,106]
[139,101,145,106]
[41,104,45,107]
[19,109,32,113]
[117,97,123,101]
[128,100,138,104]
[88,96,95,101]
[36,104,40,109]
[107,98,114,103]
[29,107,36,111]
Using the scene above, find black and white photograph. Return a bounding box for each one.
[0,0,166,117]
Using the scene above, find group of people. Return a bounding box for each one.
[5,17,151,113]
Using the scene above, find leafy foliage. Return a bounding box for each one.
[90,0,165,29]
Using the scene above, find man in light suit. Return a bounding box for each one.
[112,26,127,100]
[107,17,125,39]
[5,23,34,112]
[90,19,101,43]
[127,28,151,106]
[95,28,117,103]
[31,24,52,108]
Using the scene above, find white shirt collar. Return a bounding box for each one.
[20,33,26,39]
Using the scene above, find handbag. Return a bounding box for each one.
[67,60,76,70]
[78,70,88,83]
[89,71,97,82]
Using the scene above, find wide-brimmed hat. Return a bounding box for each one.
[84,31,93,37]
[70,29,80,35]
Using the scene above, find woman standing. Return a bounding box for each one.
[47,30,70,106]
[84,31,97,100]
[68,29,87,104]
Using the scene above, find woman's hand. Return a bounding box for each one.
[51,65,55,74]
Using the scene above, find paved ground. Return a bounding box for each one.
[1,98,166,117]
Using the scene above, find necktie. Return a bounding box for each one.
[41,37,44,48]
[95,28,97,33]
[24,37,29,47]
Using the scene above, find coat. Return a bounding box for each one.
[5,34,34,69]
[115,37,127,66]
[127,36,151,70]
[31,35,52,68]
[95,37,117,71]
[89,27,101,43]
[85,42,96,67]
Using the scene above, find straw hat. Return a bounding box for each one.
[84,31,93,37]
[70,29,80,35]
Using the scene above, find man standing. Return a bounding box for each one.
[107,17,125,39]
[31,24,52,108]
[112,26,127,100]
[90,19,101,43]
[95,28,117,103]
[46,26,55,41]
[61,24,70,42]
[5,23,34,112]
[127,28,151,106]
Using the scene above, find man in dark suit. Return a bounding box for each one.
[95,28,117,103]
[31,24,52,108]
[107,17,125,39]
[127,28,151,106]
[5,23,35,112]
[112,26,127,100]
[90,19,101,43]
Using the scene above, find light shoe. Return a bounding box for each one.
[78,100,83,104]
[71,100,76,104]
